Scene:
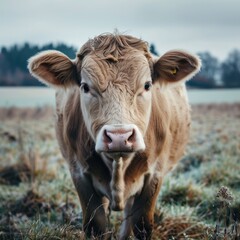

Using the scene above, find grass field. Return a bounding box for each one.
[0,104,239,239]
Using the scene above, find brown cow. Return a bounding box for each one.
[28,33,201,239]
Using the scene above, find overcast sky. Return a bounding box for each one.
[1,0,240,61]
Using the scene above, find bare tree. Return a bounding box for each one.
[221,49,240,88]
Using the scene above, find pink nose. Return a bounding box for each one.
[95,124,145,153]
[104,129,135,152]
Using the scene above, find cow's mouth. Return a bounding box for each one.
[95,124,146,154]
[104,152,134,162]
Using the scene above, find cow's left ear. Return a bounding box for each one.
[153,50,201,87]
[28,50,79,88]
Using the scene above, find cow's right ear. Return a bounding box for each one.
[28,50,79,88]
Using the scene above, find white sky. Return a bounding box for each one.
[1,0,240,61]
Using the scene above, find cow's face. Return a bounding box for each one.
[28,35,200,161]
[79,50,152,159]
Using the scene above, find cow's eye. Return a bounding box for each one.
[81,83,90,93]
[144,81,152,91]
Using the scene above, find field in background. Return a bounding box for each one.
[0,104,239,239]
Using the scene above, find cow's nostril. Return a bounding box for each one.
[127,129,135,143]
[104,130,112,143]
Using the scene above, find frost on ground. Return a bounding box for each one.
[0,104,239,239]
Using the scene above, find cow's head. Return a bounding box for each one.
[28,34,200,161]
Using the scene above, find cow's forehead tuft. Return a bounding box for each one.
[77,33,151,62]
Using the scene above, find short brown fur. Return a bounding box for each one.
[28,33,200,239]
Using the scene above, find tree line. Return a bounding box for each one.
[0,43,240,88]
[0,43,76,86]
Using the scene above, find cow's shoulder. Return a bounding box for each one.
[147,84,190,171]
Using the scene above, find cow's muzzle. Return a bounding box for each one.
[95,124,145,154]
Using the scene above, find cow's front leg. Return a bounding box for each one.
[131,174,162,240]
[71,170,108,238]
[119,197,134,240]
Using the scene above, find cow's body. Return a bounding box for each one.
[28,33,200,239]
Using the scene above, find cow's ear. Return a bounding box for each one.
[153,50,201,87]
[28,50,78,88]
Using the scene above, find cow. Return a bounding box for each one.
[28,33,201,239]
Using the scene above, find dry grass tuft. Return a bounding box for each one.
[0,163,31,185]
[160,182,202,206]
[153,216,208,239]
[10,189,56,217]
[0,106,53,121]
[0,214,23,240]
